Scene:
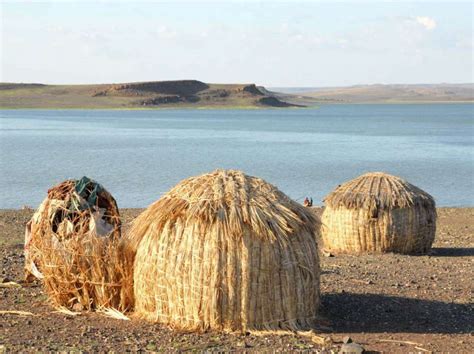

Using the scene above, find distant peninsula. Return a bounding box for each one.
[0,80,302,109]
[0,81,472,109]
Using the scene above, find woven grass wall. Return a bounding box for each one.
[131,169,320,331]
[321,172,436,255]
[322,205,436,254]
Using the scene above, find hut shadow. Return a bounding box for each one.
[321,293,473,334]
[429,247,474,257]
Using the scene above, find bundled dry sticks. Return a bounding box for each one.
[34,234,134,311]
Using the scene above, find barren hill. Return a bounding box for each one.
[0,80,301,109]
[274,83,474,103]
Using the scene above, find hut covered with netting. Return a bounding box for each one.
[130,169,321,331]
[25,177,134,311]
[321,172,436,255]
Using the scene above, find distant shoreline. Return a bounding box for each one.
[1,80,472,109]
[0,101,472,110]
[0,80,303,109]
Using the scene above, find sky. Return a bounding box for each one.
[1,0,473,87]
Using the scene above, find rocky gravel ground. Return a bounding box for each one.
[0,208,473,352]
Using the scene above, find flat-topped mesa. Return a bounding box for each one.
[108,80,210,96]
[0,80,306,108]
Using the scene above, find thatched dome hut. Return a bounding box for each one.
[131,169,320,331]
[321,172,436,254]
[25,177,133,311]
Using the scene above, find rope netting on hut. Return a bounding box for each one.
[25,177,134,311]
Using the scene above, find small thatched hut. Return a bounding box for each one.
[25,177,134,311]
[321,172,436,254]
[130,169,320,331]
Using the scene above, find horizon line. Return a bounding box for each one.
[1,80,473,88]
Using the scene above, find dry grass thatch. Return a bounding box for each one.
[25,177,134,311]
[130,169,320,331]
[322,172,436,254]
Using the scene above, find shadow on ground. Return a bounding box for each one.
[429,247,474,257]
[321,293,473,334]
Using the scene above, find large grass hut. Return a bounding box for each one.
[321,172,436,254]
[130,169,320,331]
[25,177,134,311]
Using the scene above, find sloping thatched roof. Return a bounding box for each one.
[130,169,318,246]
[324,172,435,210]
[131,169,320,330]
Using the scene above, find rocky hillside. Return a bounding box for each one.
[0,80,302,109]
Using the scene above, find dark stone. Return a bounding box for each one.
[140,95,183,106]
[258,96,302,107]
[184,95,200,103]
[113,80,209,95]
[340,342,364,353]
[92,91,107,97]
[243,84,264,95]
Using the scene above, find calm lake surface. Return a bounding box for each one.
[1,105,473,208]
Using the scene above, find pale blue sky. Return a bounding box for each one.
[1,1,473,86]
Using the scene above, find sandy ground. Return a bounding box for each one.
[0,208,472,352]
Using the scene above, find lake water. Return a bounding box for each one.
[0,105,473,208]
